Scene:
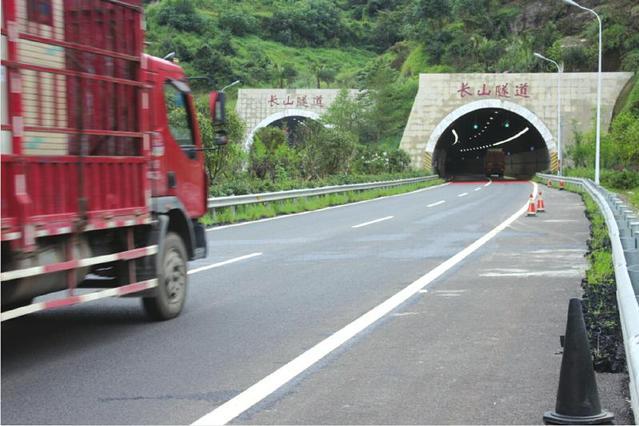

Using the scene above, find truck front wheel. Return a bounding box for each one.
[142,232,187,320]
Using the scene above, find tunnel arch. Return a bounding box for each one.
[427,100,556,178]
[244,109,322,150]
[427,99,556,154]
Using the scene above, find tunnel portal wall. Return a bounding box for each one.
[399,72,634,171]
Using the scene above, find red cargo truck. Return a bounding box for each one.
[1,0,225,321]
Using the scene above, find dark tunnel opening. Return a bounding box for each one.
[264,115,313,147]
[432,108,550,179]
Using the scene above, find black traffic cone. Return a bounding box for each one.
[543,299,614,424]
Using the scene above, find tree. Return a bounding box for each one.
[299,123,357,178]
[318,67,337,87]
[281,64,298,87]
[155,0,206,33]
[249,127,300,180]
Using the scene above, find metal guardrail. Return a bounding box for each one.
[207,176,438,209]
[538,173,639,422]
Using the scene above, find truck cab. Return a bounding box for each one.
[146,56,207,218]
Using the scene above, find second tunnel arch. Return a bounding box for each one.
[243,109,322,150]
[427,100,556,178]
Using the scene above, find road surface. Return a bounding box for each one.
[2,180,627,424]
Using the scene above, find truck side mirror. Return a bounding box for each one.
[209,91,226,126]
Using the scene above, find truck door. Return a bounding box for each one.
[162,80,206,217]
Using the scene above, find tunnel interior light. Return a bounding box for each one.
[452,129,459,145]
[503,120,510,128]
[492,127,530,147]
[473,123,479,130]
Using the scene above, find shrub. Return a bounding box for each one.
[602,170,639,190]
[354,146,412,174]
[218,9,257,36]
[299,124,357,179]
[155,0,206,33]
[249,127,300,181]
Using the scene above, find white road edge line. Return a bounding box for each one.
[191,182,537,426]
[457,192,468,198]
[427,200,446,208]
[206,182,450,232]
[474,187,482,191]
[352,216,394,229]
[188,253,263,275]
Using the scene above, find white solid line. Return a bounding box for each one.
[352,216,394,229]
[191,182,537,426]
[484,179,492,187]
[457,192,468,197]
[474,187,482,191]
[188,253,262,275]
[206,183,451,232]
[427,200,445,208]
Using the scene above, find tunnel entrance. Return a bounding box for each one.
[432,108,550,179]
[263,115,312,147]
[244,109,322,150]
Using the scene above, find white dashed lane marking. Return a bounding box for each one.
[427,200,446,208]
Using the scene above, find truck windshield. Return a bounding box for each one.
[164,81,195,147]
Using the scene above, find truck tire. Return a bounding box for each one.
[142,232,187,320]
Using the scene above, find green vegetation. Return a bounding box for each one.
[565,76,639,210]
[580,188,625,373]
[145,0,639,89]
[201,177,444,226]
[146,0,638,196]
[145,0,639,145]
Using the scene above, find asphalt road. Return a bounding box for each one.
[2,180,623,424]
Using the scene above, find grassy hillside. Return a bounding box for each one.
[144,0,638,92]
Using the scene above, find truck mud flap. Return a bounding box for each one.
[192,221,207,260]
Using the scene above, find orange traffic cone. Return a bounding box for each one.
[547,179,553,188]
[559,180,565,191]
[537,191,546,212]
[527,194,537,216]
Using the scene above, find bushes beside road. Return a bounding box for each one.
[209,171,429,197]
[545,180,626,372]
[580,190,625,372]
[564,168,639,211]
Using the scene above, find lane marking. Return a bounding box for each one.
[484,180,492,187]
[457,192,468,198]
[206,183,451,232]
[479,269,584,278]
[352,216,394,229]
[188,253,263,275]
[528,249,583,253]
[392,312,419,317]
[191,182,537,426]
[427,200,446,208]
[474,187,482,192]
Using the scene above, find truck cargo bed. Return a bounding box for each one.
[2,0,149,244]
